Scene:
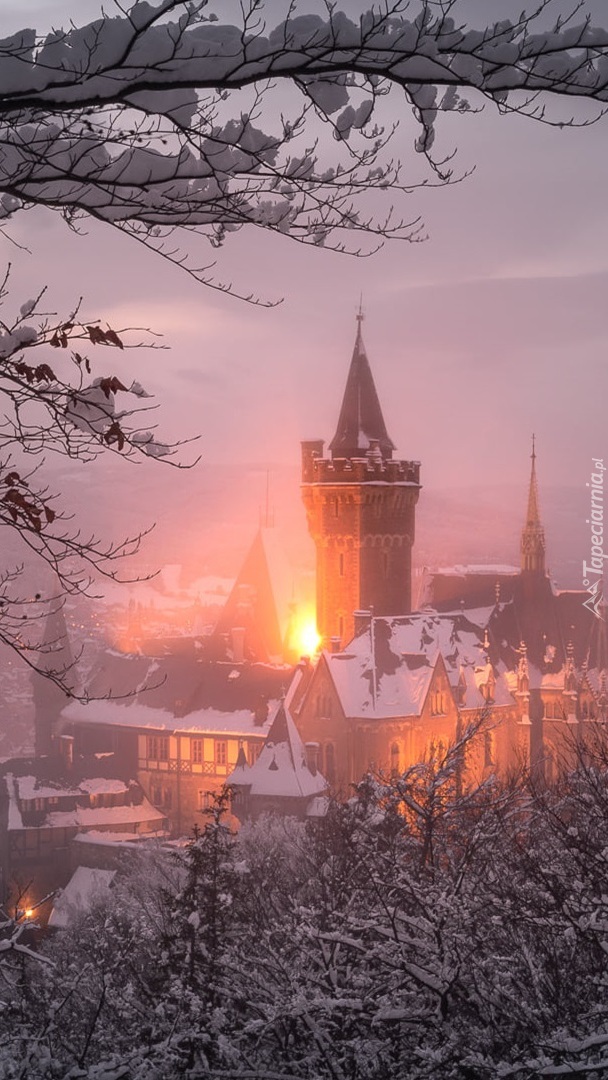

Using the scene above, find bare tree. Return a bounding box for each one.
[0,269,190,691]
[0,1,607,297]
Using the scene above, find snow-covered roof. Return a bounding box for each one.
[62,699,275,737]
[43,802,166,829]
[15,775,129,800]
[229,703,328,800]
[61,650,289,731]
[6,773,167,833]
[436,565,519,577]
[325,611,514,718]
[48,867,116,929]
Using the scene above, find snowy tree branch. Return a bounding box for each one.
[0,1,607,290]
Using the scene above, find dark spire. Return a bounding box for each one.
[329,307,396,460]
[520,434,546,574]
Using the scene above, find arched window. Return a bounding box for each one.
[484,732,494,769]
[339,553,344,577]
[390,742,400,776]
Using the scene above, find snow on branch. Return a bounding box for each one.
[0,0,607,286]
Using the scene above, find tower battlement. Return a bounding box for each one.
[302,442,420,486]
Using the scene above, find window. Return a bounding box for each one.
[484,732,494,769]
[333,497,339,517]
[431,691,446,716]
[339,616,344,640]
[390,742,400,776]
[339,553,344,577]
[192,739,203,764]
[383,551,390,579]
[215,740,227,767]
[317,693,332,718]
[147,735,169,762]
[247,742,261,766]
[198,790,212,811]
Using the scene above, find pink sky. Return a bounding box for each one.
[2,0,607,504]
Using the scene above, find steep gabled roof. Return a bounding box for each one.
[329,315,395,461]
[214,526,294,662]
[228,702,327,799]
[320,611,512,718]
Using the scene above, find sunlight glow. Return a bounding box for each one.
[294,617,322,657]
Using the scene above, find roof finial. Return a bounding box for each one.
[356,294,364,326]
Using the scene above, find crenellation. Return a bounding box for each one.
[302,452,420,486]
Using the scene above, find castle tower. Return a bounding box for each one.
[520,435,546,575]
[301,311,421,647]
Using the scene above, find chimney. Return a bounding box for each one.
[305,741,320,775]
[353,610,371,636]
[59,734,74,771]
[330,636,342,654]
[253,697,269,727]
[231,626,246,663]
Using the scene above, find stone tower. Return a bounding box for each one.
[520,435,546,575]
[301,312,421,647]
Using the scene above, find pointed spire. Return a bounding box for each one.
[520,434,546,574]
[329,308,396,461]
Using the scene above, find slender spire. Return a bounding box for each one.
[329,308,396,460]
[520,434,546,574]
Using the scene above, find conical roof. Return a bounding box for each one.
[525,438,542,529]
[520,436,546,574]
[329,314,395,460]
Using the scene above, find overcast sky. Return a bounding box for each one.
[1,0,607,509]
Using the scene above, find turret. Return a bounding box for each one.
[301,310,421,647]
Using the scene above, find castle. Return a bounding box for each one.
[2,311,607,914]
[239,311,606,793]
